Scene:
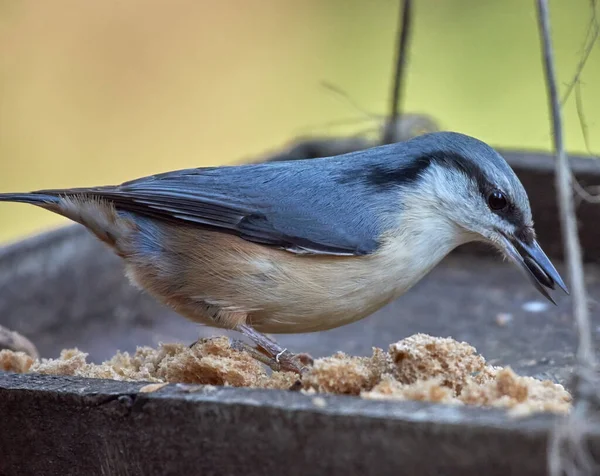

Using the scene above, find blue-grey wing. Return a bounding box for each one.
[39,156,394,256]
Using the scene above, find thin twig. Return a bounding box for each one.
[558,0,600,204]
[320,81,379,123]
[383,0,413,144]
[537,0,595,375]
[572,82,600,204]
[560,0,599,106]
[574,82,597,160]
[537,1,598,473]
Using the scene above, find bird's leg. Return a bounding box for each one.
[236,324,313,375]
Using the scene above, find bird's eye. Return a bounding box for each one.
[488,190,508,210]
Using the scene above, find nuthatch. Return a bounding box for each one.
[0,132,568,374]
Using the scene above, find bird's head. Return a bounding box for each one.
[393,131,568,303]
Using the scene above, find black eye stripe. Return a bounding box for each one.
[340,149,526,228]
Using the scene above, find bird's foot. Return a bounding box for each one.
[235,324,313,375]
[270,349,313,375]
[231,338,312,375]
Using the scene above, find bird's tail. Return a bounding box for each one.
[0,192,61,207]
[0,190,135,252]
[0,190,88,222]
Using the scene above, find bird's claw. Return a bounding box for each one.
[275,348,288,363]
[229,338,312,376]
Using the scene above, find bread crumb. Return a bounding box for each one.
[495,313,513,327]
[302,348,391,395]
[0,349,34,373]
[32,349,96,377]
[461,367,571,416]
[3,333,572,416]
[312,396,328,408]
[364,376,458,404]
[389,333,495,393]
[363,341,570,416]
[21,337,297,389]
[139,383,168,393]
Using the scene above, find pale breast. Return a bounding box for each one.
[124,214,464,334]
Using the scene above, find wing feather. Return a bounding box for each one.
[35,157,390,256]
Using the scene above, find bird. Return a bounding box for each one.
[0,131,568,374]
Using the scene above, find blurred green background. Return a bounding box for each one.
[0,0,598,243]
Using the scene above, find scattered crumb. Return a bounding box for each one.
[0,349,33,373]
[389,334,496,393]
[139,383,168,393]
[461,367,572,417]
[175,383,205,393]
[312,396,328,408]
[31,348,101,378]
[363,336,570,416]
[364,375,457,404]
[2,333,572,416]
[29,337,297,390]
[302,348,392,395]
[495,313,513,327]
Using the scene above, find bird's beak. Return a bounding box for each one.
[498,233,569,304]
